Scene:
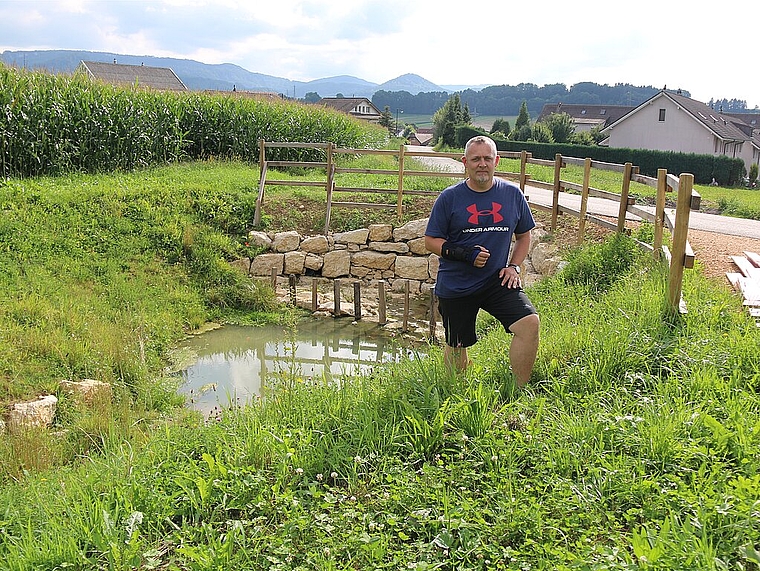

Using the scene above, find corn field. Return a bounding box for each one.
[0,64,385,178]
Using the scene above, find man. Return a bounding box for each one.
[425,135,539,387]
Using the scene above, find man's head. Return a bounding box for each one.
[462,136,499,191]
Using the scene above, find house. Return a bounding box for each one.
[537,103,634,132]
[408,127,434,146]
[600,90,760,174]
[76,60,188,92]
[318,97,382,122]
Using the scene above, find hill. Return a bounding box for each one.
[0,49,450,98]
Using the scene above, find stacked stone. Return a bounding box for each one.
[246,219,439,293]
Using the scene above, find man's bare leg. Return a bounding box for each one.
[444,345,469,373]
[508,314,540,387]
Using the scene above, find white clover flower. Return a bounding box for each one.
[316,473,324,481]
[295,467,304,475]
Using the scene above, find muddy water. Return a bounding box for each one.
[176,320,415,418]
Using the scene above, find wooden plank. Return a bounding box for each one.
[264,180,326,187]
[744,251,760,268]
[331,201,396,210]
[266,161,328,168]
[726,272,743,290]
[731,256,760,278]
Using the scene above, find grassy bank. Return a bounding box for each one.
[1,225,758,568]
[1,159,759,568]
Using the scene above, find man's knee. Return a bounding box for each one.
[510,313,539,338]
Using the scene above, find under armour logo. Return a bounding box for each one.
[467,202,503,224]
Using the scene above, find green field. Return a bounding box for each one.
[401,113,518,132]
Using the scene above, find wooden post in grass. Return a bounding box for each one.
[617,162,633,233]
[667,173,694,313]
[378,282,387,325]
[653,169,668,259]
[397,144,405,222]
[519,151,530,192]
[551,153,562,230]
[324,142,335,235]
[577,157,591,244]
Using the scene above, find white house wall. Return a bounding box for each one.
[606,97,714,155]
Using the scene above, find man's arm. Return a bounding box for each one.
[509,230,531,266]
[425,235,489,268]
[499,230,531,287]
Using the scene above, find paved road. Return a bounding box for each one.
[407,146,760,239]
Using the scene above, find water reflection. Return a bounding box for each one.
[177,320,412,417]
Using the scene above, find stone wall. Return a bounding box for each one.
[243,218,562,294]
[245,218,438,293]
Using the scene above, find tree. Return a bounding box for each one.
[531,122,554,143]
[490,118,511,137]
[379,105,394,134]
[543,112,575,143]
[514,101,531,130]
[432,94,470,147]
[303,92,321,103]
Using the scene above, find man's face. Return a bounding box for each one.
[462,142,499,188]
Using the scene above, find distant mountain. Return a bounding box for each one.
[0,49,458,99]
[375,73,445,94]
[299,75,378,98]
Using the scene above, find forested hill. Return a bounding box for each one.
[372,82,663,118]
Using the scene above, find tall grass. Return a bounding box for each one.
[1,234,758,568]
[0,64,385,178]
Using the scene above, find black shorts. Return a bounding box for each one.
[437,273,537,348]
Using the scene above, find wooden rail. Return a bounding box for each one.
[255,140,698,314]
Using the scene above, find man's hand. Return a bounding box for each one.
[499,265,521,287]
[473,245,490,268]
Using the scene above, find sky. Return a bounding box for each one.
[1,0,757,109]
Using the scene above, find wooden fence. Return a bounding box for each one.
[254,140,700,314]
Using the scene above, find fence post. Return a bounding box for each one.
[289,274,297,305]
[311,279,318,312]
[397,144,405,222]
[324,142,335,235]
[617,162,633,233]
[254,139,268,226]
[378,282,387,325]
[353,282,362,321]
[577,157,591,244]
[653,169,668,259]
[402,280,410,332]
[428,292,438,341]
[551,153,562,230]
[667,173,694,314]
[520,151,530,192]
[333,279,342,317]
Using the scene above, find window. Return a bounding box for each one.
[659,109,666,122]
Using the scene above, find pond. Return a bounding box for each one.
[175,320,420,418]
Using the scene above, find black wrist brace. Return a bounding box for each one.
[441,241,478,264]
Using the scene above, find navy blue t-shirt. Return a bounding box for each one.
[425,178,535,297]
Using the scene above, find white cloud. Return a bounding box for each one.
[1,0,757,107]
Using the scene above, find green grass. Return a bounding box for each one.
[1,226,759,569]
[1,159,759,568]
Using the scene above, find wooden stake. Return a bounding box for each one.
[402,280,410,332]
[333,279,341,317]
[378,282,387,325]
[353,282,361,320]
